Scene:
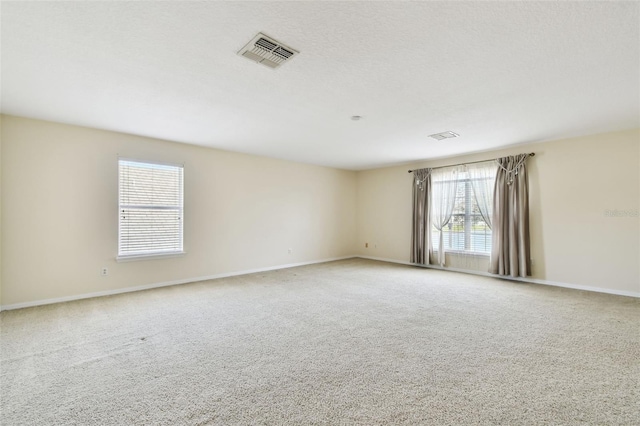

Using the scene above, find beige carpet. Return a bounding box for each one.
[1,259,639,425]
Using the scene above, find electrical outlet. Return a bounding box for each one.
[101,267,108,276]
[288,248,292,255]
[374,243,377,248]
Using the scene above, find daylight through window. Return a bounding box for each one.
[432,169,495,255]
[118,159,184,259]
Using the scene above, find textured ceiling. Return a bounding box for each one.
[1,1,639,170]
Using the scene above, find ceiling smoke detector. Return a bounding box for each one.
[238,32,299,69]
[429,131,459,141]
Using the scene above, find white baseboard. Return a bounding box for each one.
[3,254,637,311]
[357,255,640,298]
[0,256,356,311]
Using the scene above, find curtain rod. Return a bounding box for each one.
[407,153,535,173]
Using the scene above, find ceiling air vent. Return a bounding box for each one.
[238,33,299,69]
[429,131,459,141]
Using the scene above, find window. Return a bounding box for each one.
[432,171,494,255]
[118,159,184,259]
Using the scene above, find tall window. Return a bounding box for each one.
[432,167,495,255]
[118,159,184,259]
[437,176,491,253]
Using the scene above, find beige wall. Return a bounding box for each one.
[1,115,357,306]
[357,129,640,294]
[1,116,638,307]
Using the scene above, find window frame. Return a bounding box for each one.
[117,158,185,262]
[432,175,492,256]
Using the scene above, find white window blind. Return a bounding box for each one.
[118,159,184,259]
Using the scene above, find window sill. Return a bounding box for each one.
[116,251,186,262]
[433,250,490,257]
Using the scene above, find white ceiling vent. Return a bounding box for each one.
[238,33,299,69]
[429,131,459,141]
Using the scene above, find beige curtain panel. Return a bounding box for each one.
[411,168,432,265]
[490,154,531,277]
